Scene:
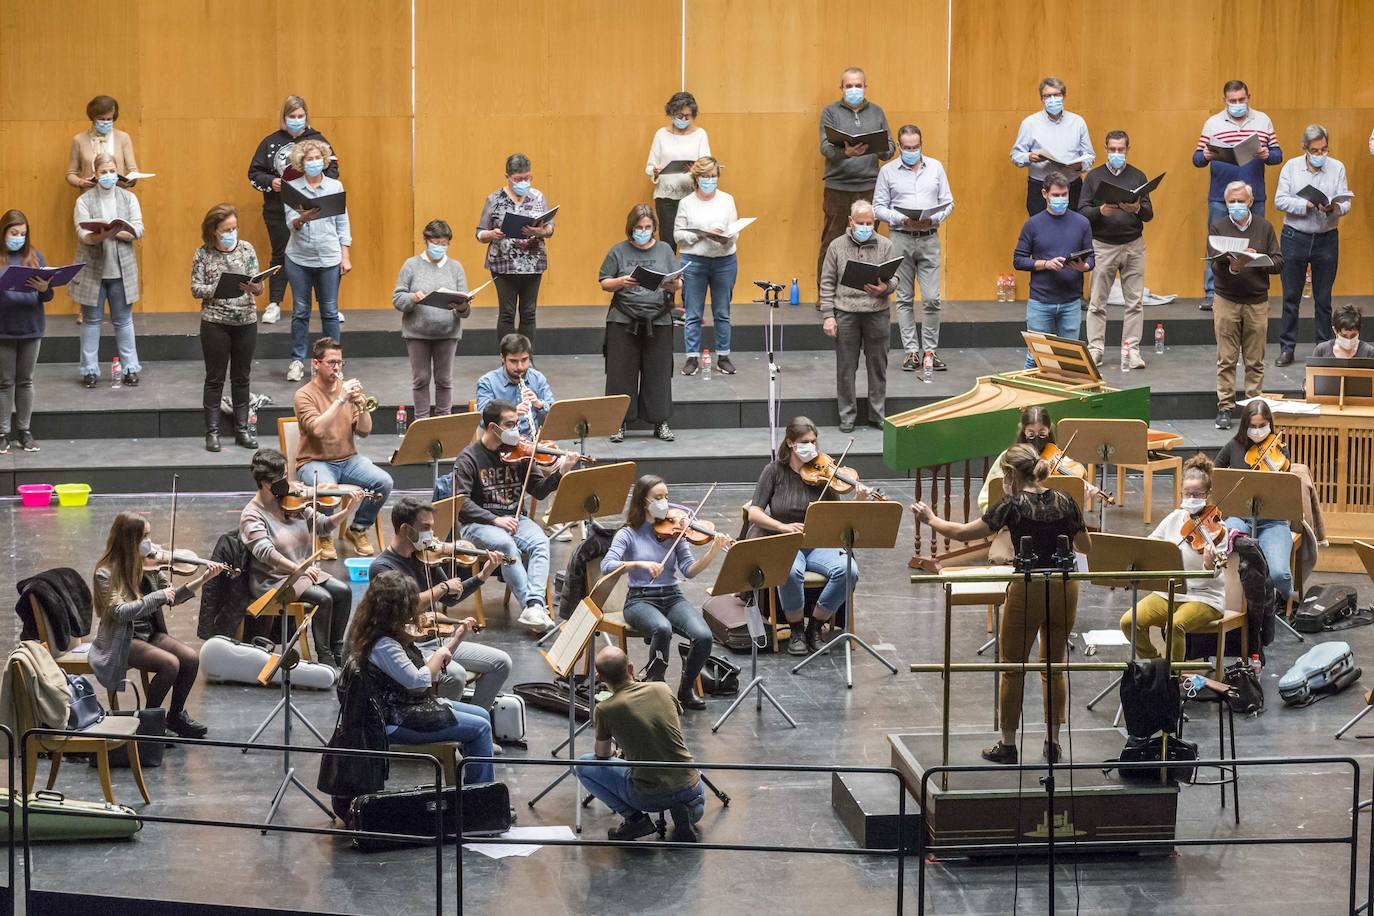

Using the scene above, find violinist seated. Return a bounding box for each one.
[239,447,362,669]
[1119,454,1228,661]
[439,399,579,633]
[977,405,1101,512]
[475,333,555,439]
[746,417,877,657]
[91,512,226,738]
[369,496,511,711]
[601,474,728,711]
[1214,400,1294,608]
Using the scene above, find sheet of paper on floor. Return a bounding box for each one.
[467,825,579,859]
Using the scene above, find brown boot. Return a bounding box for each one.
[342,527,374,556]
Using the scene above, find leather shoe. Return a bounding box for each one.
[166,710,209,739]
[608,812,657,841]
[1275,350,1295,367]
[677,682,707,710]
[1215,409,1232,430]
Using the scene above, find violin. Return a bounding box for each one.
[278,485,381,513]
[1245,432,1291,472]
[1039,441,1116,506]
[416,543,513,567]
[653,507,734,547]
[797,453,887,499]
[145,548,238,578]
[501,437,595,466]
[1178,505,1228,556]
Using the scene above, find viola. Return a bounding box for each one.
[416,543,513,567]
[797,453,887,499]
[653,507,734,547]
[501,437,595,466]
[1245,433,1291,472]
[144,548,238,578]
[1178,505,1228,556]
[1039,442,1116,506]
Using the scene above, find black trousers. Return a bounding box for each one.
[300,578,352,660]
[1026,176,1083,216]
[654,198,682,254]
[200,320,257,411]
[494,274,542,345]
[605,323,674,424]
[261,201,291,303]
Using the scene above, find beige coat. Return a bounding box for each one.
[66,128,138,188]
[0,642,71,740]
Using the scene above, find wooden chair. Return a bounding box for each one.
[8,659,150,805]
[277,417,385,549]
[738,504,836,652]
[588,568,703,694]
[1093,428,1184,525]
[30,595,150,711]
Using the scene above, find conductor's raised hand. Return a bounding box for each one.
[911,501,935,523]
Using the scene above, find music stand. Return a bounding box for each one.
[791,500,904,687]
[540,395,630,456]
[1083,534,1195,719]
[1213,468,1307,642]
[1058,418,1149,531]
[244,549,326,745]
[389,411,481,490]
[708,533,804,732]
[431,494,466,542]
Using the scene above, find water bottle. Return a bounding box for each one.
[395,405,408,437]
[111,356,122,389]
[1250,653,1262,675]
[1154,323,1165,354]
[247,408,258,441]
[1120,339,1133,373]
[922,351,934,384]
[701,349,712,381]
[789,278,799,307]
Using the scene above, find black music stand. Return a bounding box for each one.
[709,533,804,732]
[1058,417,1149,531]
[243,549,327,749]
[791,500,904,687]
[390,411,481,491]
[1213,468,1307,642]
[255,603,333,826]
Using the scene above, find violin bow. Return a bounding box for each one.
[660,482,718,581]
[815,436,856,503]
[166,473,179,580]
[512,403,544,521]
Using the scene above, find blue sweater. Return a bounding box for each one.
[1,251,52,339]
[601,522,697,588]
[1012,211,1094,304]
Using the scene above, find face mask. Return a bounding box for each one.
[1181,498,1208,514]
[285,116,307,134]
[1247,425,1271,443]
[697,177,717,194]
[1047,196,1069,215]
[1027,433,1050,453]
[497,425,521,447]
[843,87,865,107]
[673,116,691,130]
[647,498,670,520]
[426,243,447,261]
[138,538,159,558]
[631,228,654,246]
[1226,102,1248,119]
[270,477,291,498]
[5,235,24,253]
[97,173,118,190]
[1308,153,1327,169]
[303,159,325,178]
[900,149,922,166]
[511,179,531,196]
[1107,152,1127,170]
[413,527,439,550]
[792,442,819,463]
[1227,203,1250,222]
[218,230,237,248]
[1043,96,1064,116]
[851,224,875,243]
[93,119,114,136]
[1336,336,1360,353]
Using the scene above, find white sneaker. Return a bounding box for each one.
[517,604,556,632]
[286,359,305,382]
[1088,349,1103,368]
[1128,349,1147,369]
[261,302,281,324]
[491,742,504,756]
[337,310,346,323]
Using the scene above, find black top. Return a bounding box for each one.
[750,460,840,527]
[1078,163,1154,245]
[451,440,562,525]
[247,127,339,201]
[981,490,1086,566]
[368,547,480,606]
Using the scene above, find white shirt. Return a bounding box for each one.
[644,127,712,200]
[1010,110,1094,181]
[1148,509,1225,611]
[1274,154,1352,234]
[872,157,955,228]
[673,189,738,257]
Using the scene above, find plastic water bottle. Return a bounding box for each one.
[1250,653,1262,675]
[789,278,799,307]
[395,405,408,437]
[1121,339,1133,373]
[1154,323,1166,354]
[111,356,122,389]
[247,408,258,441]
[922,351,934,384]
[701,350,712,381]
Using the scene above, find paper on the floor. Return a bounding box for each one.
[467,825,577,859]
[1082,629,1130,648]
[1237,396,1321,415]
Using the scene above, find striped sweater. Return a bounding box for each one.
[1191,109,1282,202]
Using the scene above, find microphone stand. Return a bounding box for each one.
[754,280,785,456]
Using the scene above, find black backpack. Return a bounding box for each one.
[1119,658,1181,739]
[317,659,389,798]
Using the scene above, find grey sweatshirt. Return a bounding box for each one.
[391,254,467,340]
[819,99,896,191]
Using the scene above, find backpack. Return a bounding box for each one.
[317,659,389,798]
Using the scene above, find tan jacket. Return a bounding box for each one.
[66,128,138,188]
[293,376,372,466]
[0,642,71,739]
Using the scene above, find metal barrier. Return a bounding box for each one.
[0,726,13,916]
[455,756,911,916]
[916,755,1367,916]
[17,728,447,916]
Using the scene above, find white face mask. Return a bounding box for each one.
[497,425,521,447]
[413,527,439,549]
[138,538,159,558]
[1180,498,1207,514]
[647,498,670,520]
[1247,425,1271,443]
[792,442,819,463]
[1336,336,1360,353]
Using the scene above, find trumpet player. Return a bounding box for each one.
[475,333,555,438]
[293,337,394,558]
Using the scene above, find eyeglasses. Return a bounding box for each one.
[320,359,344,368]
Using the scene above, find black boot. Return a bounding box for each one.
[677,676,706,711]
[233,403,258,449]
[204,408,221,452]
[805,616,824,652]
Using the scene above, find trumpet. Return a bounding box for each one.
[362,394,379,413]
[344,379,378,413]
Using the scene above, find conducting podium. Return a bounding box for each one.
[390,411,481,489]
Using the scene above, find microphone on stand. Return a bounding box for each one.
[754,280,784,293]
[1053,534,1076,572]
[1013,535,1035,573]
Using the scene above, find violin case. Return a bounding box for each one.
[200,635,337,690]
[1278,641,1360,707]
[1292,585,1360,633]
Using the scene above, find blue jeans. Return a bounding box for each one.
[284,257,341,362]
[575,753,705,821]
[777,548,855,620]
[681,252,736,356]
[297,455,393,529]
[1278,226,1338,354]
[80,278,140,376]
[1024,298,1082,368]
[1204,199,1266,298]
[461,516,550,608]
[1225,516,1293,602]
[388,699,494,784]
[622,586,713,685]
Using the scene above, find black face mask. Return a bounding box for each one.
[270,477,291,498]
[1026,434,1050,453]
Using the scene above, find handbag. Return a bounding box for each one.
[679,646,741,696]
[93,708,166,768]
[1221,660,1265,715]
[65,674,105,731]
[1109,734,1199,784]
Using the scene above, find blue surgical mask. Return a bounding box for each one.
[1226,102,1248,119]
[673,116,691,130]
[631,228,654,245]
[1308,153,1327,169]
[218,230,237,249]
[697,177,717,194]
[426,243,448,261]
[303,159,325,178]
[852,224,875,242]
[285,116,306,134]
[511,180,531,196]
[1227,202,1250,222]
[93,119,114,136]
[843,87,865,107]
[900,149,922,166]
[97,173,118,190]
[1047,196,1069,215]
[1043,96,1064,116]
[1107,152,1127,170]
[5,235,24,253]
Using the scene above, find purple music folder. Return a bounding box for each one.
[0,263,85,293]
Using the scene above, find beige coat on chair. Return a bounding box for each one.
[0,642,71,739]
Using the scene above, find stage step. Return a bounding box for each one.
[831,770,921,854]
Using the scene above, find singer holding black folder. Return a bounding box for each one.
[191,203,263,453]
[913,445,1090,765]
[282,139,351,384]
[1012,170,1094,369]
[0,210,52,454]
[391,219,468,418]
[476,153,554,346]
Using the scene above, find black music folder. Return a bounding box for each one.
[211,266,279,299]
[630,265,686,291]
[1094,172,1165,205]
[894,203,951,222]
[1207,134,1264,167]
[499,205,559,238]
[825,126,889,153]
[839,257,903,291]
[1295,184,1353,208]
[1067,247,1094,263]
[279,182,347,218]
[420,279,491,309]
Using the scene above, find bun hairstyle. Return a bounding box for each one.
[778,416,818,463]
[1182,452,1214,491]
[1001,443,1050,493]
